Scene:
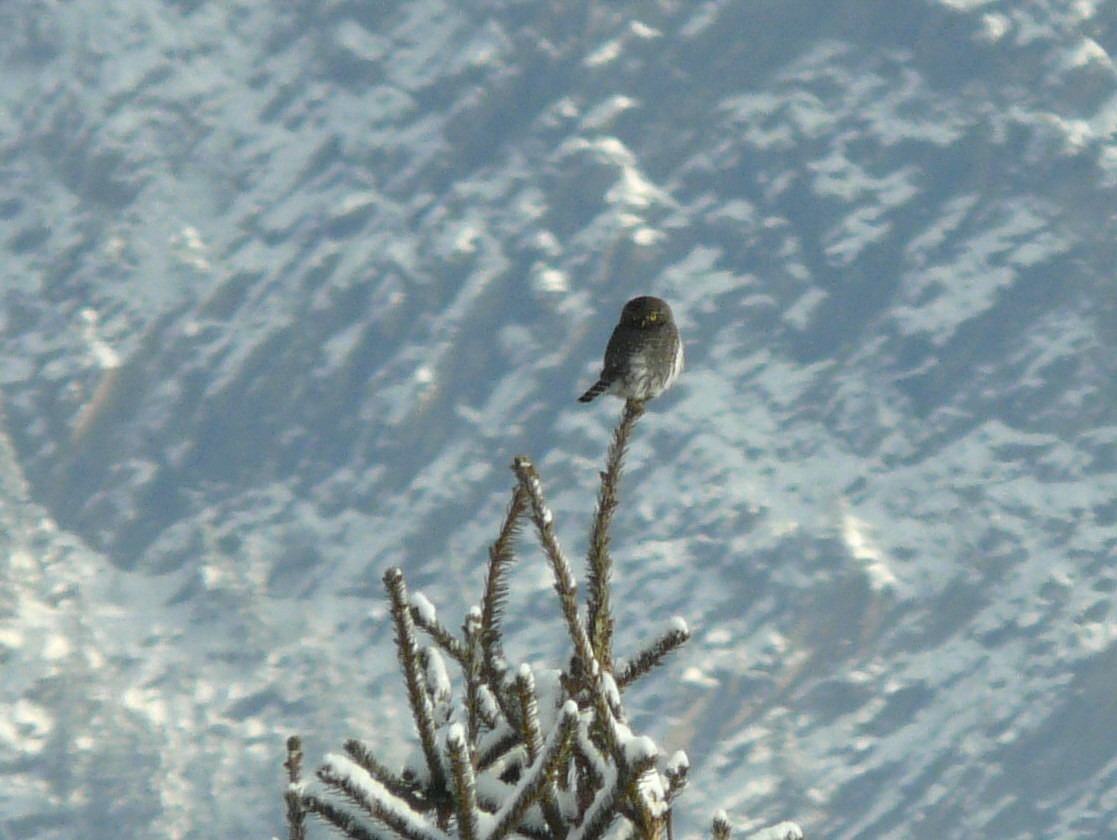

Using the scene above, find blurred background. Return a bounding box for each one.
[3,0,1117,837]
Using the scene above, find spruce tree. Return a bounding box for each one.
[282,399,803,840]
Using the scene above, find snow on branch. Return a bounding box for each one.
[284,399,798,839]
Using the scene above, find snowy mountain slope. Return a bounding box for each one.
[2,0,1117,837]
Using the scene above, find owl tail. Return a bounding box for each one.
[578,379,609,403]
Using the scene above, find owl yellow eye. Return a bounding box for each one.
[648,312,658,322]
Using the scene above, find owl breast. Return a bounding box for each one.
[619,338,681,401]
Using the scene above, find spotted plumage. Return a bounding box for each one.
[578,296,683,404]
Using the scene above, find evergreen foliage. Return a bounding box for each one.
[283,399,802,840]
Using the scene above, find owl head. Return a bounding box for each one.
[620,296,675,329]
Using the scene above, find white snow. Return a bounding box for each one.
[477,686,500,723]
[424,649,451,703]
[979,13,1011,41]
[667,751,689,775]
[411,592,437,625]
[838,502,898,593]
[600,672,621,710]
[748,820,804,840]
[667,616,689,636]
[624,734,658,764]
[79,308,122,370]
[321,753,452,840]
[446,722,466,747]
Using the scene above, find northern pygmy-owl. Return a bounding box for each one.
[578,296,683,403]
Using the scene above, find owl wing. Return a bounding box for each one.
[600,325,639,378]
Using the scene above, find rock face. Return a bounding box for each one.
[2,1,1117,838]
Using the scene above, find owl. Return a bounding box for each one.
[578,296,683,403]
